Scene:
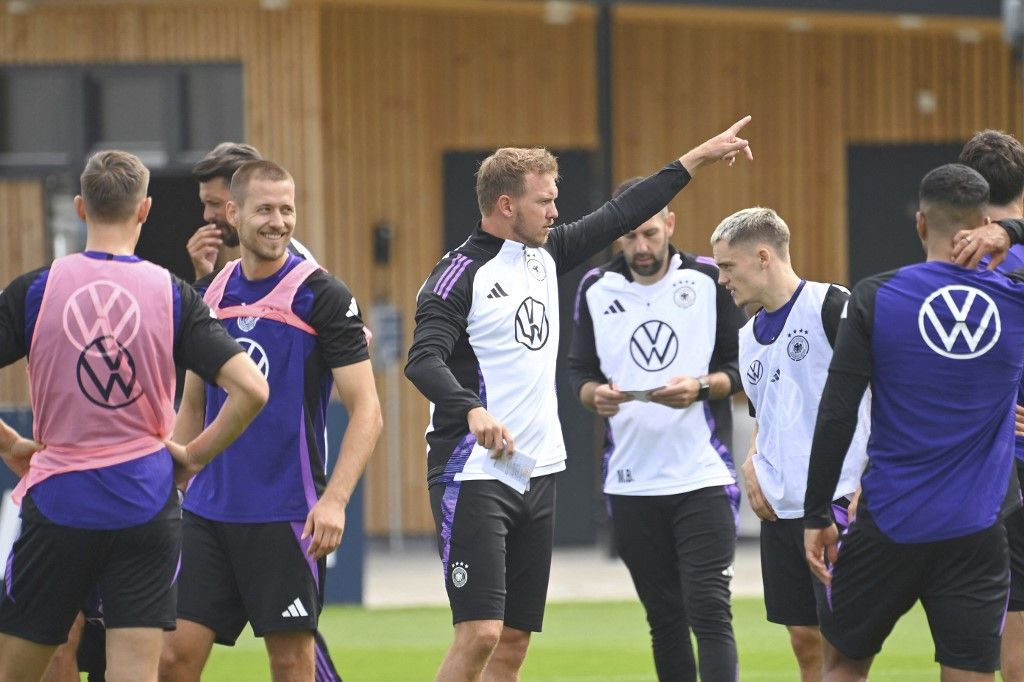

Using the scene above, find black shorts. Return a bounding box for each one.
[429,474,556,632]
[761,518,829,626]
[1006,461,1024,611]
[761,500,850,627]
[176,511,324,645]
[821,519,1009,673]
[0,493,180,645]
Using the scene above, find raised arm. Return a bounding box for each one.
[546,116,754,274]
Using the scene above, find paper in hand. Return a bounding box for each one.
[619,386,664,403]
[483,448,536,494]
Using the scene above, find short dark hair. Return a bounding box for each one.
[191,142,262,184]
[918,164,989,233]
[230,160,293,207]
[958,130,1024,206]
[919,164,989,208]
[80,151,149,222]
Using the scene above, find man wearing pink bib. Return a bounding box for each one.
[0,151,268,682]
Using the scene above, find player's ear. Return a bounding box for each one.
[497,194,513,218]
[915,210,927,242]
[227,200,239,227]
[664,212,676,238]
[74,195,87,221]
[137,196,152,225]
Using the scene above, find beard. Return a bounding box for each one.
[629,253,663,277]
[510,213,550,248]
[216,219,240,247]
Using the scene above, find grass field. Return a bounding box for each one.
[202,598,939,680]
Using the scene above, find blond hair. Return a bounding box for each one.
[710,206,791,260]
[79,151,150,222]
[476,147,559,216]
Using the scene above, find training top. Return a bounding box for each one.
[0,251,240,529]
[406,161,695,486]
[740,280,868,519]
[185,254,369,523]
[994,243,1024,462]
[568,249,744,496]
[805,261,1024,543]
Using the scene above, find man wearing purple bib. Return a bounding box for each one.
[0,151,268,682]
[160,161,382,681]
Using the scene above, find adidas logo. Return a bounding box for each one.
[486,282,509,299]
[281,597,309,618]
[769,368,781,383]
[603,300,625,315]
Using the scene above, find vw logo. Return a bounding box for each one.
[76,335,141,409]
[746,360,763,385]
[64,280,141,353]
[514,297,549,350]
[918,285,1001,360]
[629,320,678,372]
[238,337,271,378]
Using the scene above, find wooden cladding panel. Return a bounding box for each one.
[319,4,598,534]
[613,9,1019,287]
[1,2,1019,536]
[0,5,327,258]
[0,181,45,407]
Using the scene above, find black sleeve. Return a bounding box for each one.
[708,270,745,394]
[997,218,1024,245]
[404,256,483,418]
[0,268,45,368]
[544,161,691,275]
[192,271,215,297]
[803,277,880,527]
[821,284,851,349]
[306,272,370,369]
[568,270,608,398]
[173,277,243,384]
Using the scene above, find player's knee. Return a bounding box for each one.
[494,628,530,664]
[454,620,503,658]
[158,641,198,680]
[267,647,313,678]
[787,626,823,664]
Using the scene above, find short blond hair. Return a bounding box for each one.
[80,151,150,222]
[230,160,293,207]
[710,206,791,259]
[476,147,559,216]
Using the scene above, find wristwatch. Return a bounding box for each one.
[697,376,711,402]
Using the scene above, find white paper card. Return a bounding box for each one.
[620,386,664,403]
[483,449,537,494]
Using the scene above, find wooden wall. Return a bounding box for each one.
[0,182,45,407]
[613,5,1021,285]
[319,1,598,534]
[0,1,1018,534]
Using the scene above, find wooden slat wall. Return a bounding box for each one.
[0,3,327,281]
[319,2,598,533]
[0,182,45,407]
[613,6,1021,285]
[0,1,1019,534]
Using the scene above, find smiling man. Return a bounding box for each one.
[161,160,382,682]
[185,143,316,282]
[567,181,746,681]
[406,116,754,682]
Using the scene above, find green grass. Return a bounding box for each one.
[202,598,938,680]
